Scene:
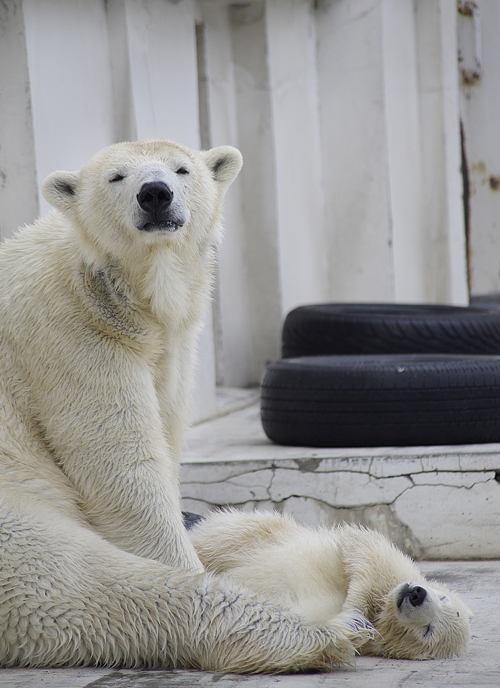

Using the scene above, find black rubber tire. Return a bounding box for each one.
[261,354,500,447]
[281,303,500,358]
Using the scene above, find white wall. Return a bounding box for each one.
[200,3,254,387]
[266,0,329,315]
[316,0,395,302]
[23,0,116,217]
[316,0,468,305]
[0,1,39,238]
[0,0,473,416]
[416,0,468,304]
[458,1,500,297]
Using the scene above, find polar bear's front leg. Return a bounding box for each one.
[35,351,201,571]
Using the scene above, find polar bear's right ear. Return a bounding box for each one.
[42,171,79,212]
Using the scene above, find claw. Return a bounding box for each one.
[326,610,378,651]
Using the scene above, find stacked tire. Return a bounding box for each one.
[260,304,500,448]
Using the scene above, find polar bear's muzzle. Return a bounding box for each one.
[396,583,427,610]
[136,181,185,232]
[395,582,438,628]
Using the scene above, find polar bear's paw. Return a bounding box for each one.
[327,610,377,651]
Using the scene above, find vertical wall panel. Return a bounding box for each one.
[416,0,468,305]
[382,0,424,302]
[459,1,500,298]
[106,0,137,143]
[230,3,283,382]
[201,3,253,387]
[266,0,329,315]
[316,0,395,302]
[440,0,468,304]
[23,0,116,217]
[0,0,39,238]
[125,0,200,147]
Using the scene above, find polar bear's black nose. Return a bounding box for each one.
[409,586,427,607]
[137,182,173,214]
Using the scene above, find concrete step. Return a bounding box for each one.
[181,401,500,560]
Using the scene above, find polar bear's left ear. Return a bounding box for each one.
[202,146,243,187]
[42,170,79,213]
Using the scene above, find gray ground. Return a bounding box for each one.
[1,560,497,688]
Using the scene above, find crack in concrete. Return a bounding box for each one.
[182,492,401,512]
[270,465,497,476]
[267,467,276,500]
[182,488,414,512]
[409,479,493,490]
[184,460,500,482]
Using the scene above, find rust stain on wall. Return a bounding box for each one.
[489,176,500,191]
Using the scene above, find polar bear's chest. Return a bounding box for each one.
[143,246,212,328]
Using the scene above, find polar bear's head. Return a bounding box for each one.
[42,139,242,264]
[371,581,473,660]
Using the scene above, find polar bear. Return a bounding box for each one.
[190,510,473,660]
[0,139,369,672]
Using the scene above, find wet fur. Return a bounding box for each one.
[0,140,367,672]
[190,510,473,660]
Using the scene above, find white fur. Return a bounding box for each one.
[0,139,363,672]
[190,510,473,660]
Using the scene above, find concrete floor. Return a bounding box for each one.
[1,560,498,688]
[2,395,499,687]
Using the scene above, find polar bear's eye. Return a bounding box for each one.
[176,167,189,175]
[110,173,125,183]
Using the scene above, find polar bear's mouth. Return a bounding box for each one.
[141,221,180,233]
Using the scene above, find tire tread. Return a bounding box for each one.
[261,354,500,447]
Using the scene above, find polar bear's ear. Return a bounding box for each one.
[42,171,79,212]
[202,146,243,187]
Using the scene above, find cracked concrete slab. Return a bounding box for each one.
[270,467,413,506]
[180,402,500,559]
[395,482,500,558]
